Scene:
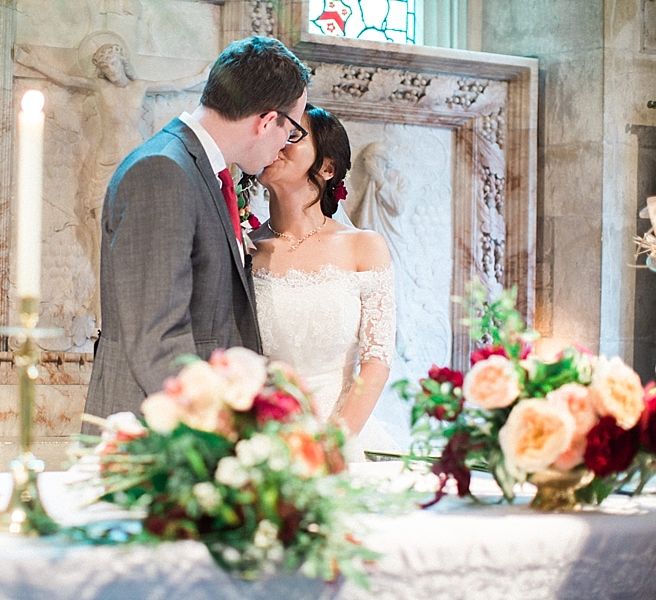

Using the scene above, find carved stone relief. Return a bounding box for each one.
[250,0,276,36]
[445,79,488,109]
[301,50,535,372]
[12,33,211,352]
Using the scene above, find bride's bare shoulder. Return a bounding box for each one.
[347,229,391,270]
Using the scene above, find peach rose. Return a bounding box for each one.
[141,392,181,434]
[463,355,520,410]
[175,361,226,431]
[589,356,644,430]
[499,399,575,477]
[552,434,586,471]
[547,383,598,436]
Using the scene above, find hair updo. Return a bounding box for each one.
[304,104,351,217]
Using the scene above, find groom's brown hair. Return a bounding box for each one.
[201,36,310,121]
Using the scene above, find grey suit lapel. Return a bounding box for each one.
[163,119,256,308]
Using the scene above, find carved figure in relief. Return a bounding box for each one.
[349,142,406,267]
[14,37,211,323]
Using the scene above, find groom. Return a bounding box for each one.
[84,36,310,421]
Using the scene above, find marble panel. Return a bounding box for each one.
[543,142,603,218]
[543,49,604,146]
[0,436,71,471]
[0,384,86,437]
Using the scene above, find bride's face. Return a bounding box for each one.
[258,114,316,190]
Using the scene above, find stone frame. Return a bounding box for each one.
[257,0,539,370]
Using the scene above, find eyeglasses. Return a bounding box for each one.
[261,110,309,144]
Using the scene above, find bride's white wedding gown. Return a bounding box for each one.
[253,264,397,460]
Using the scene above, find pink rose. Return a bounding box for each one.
[463,355,520,410]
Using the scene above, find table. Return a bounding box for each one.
[1,469,656,600]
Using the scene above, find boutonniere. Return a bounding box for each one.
[234,172,262,231]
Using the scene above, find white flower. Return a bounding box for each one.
[215,456,250,488]
[141,393,180,434]
[193,482,222,513]
[254,519,279,549]
[236,434,273,467]
[221,547,241,564]
[103,412,146,440]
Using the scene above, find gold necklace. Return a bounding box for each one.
[267,217,327,251]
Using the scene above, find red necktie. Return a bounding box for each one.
[217,168,243,243]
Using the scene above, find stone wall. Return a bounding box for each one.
[481,0,656,367]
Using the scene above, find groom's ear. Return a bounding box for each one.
[319,158,335,181]
[256,111,278,136]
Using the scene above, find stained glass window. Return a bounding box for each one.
[309,0,423,45]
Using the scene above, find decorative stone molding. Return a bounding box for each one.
[480,107,505,148]
[250,0,276,36]
[482,165,505,214]
[445,79,488,109]
[281,27,537,370]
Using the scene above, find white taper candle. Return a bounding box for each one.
[16,90,44,299]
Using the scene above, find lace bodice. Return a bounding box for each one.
[252,264,395,427]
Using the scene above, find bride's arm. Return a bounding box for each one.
[332,232,395,435]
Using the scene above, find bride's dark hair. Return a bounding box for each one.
[304,104,351,216]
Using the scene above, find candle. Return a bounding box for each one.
[16,90,44,299]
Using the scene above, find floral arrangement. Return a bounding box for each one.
[76,348,409,583]
[394,283,656,508]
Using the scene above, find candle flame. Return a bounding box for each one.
[21,90,44,114]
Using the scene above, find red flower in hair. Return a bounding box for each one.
[334,181,348,201]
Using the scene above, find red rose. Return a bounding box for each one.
[248,213,261,229]
[584,416,639,477]
[470,345,509,366]
[640,382,656,452]
[252,391,302,425]
[428,365,464,388]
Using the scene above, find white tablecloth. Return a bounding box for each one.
[1,469,656,600]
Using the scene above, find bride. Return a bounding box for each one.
[250,104,396,459]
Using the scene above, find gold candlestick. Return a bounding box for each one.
[0,297,58,535]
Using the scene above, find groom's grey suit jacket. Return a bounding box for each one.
[84,118,262,421]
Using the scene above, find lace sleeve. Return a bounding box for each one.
[358,266,396,367]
